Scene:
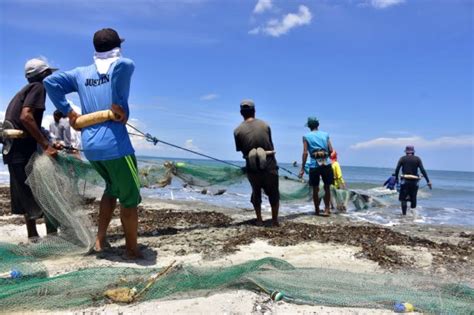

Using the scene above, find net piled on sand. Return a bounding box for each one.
[0,256,472,313]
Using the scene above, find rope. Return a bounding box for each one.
[127,123,243,169]
[60,124,303,181]
[61,145,83,152]
[279,166,301,179]
[127,123,303,179]
[128,122,306,180]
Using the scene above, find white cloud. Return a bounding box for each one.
[369,0,405,9]
[200,93,219,101]
[350,135,474,150]
[248,28,260,35]
[250,5,312,37]
[184,139,200,151]
[253,0,273,14]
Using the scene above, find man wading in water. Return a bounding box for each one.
[45,28,142,259]
[234,99,280,227]
[394,145,432,215]
[299,117,334,217]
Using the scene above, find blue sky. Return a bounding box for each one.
[0,0,472,171]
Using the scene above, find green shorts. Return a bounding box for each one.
[90,155,142,208]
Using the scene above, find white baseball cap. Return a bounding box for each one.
[24,58,58,79]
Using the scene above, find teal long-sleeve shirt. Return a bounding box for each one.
[44,58,135,161]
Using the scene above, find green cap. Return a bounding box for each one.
[305,117,319,127]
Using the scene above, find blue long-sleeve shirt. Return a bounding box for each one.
[44,58,135,161]
[383,176,398,190]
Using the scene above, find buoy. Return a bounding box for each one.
[75,110,116,129]
[0,269,22,279]
[270,291,284,301]
[394,302,414,313]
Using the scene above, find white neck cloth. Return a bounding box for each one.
[93,47,121,74]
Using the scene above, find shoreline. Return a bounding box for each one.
[0,185,473,314]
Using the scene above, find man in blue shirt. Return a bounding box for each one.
[299,117,334,216]
[383,173,398,190]
[44,28,141,259]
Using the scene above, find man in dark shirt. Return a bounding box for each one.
[2,58,59,239]
[394,145,432,215]
[234,99,279,227]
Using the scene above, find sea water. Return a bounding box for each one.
[138,157,474,227]
[0,157,472,227]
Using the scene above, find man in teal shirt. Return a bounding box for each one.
[45,28,141,259]
[299,117,334,217]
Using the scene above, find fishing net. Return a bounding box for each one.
[138,160,374,208]
[139,163,171,188]
[23,154,99,256]
[1,154,472,313]
[0,253,472,313]
[173,162,245,187]
[19,154,377,259]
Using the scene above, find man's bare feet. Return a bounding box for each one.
[94,238,111,252]
[315,209,321,216]
[122,250,144,260]
[255,219,264,226]
[322,208,331,217]
[271,220,280,227]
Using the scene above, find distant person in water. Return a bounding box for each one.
[299,117,334,217]
[292,161,298,167]
[330,151,346,212]
[234,99,280,227]
[383,173,398,190]
[394,145,432,215]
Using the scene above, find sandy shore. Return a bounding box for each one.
[0,185,472,314]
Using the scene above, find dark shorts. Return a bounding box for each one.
[309,165,334,187]
[399,180,418,208]
[247,170,280,207]
[90,155,142,208]
[8,162,42,220]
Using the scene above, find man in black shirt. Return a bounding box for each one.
[394,145,432,215]
[3,58,59,239]
[234,99,279,227]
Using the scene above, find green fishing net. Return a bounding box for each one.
[0,253,472,313]
[0,154,471,313]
